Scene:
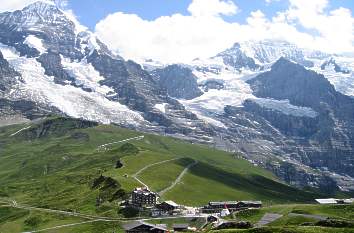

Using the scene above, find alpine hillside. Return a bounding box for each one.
[0,1,354,193]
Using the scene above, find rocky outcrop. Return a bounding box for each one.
[0,51,21,91]
[242,58,354,187]
[241,40,314,67]
[321,58,350,74]
[201,80,225,92]
[17,117,97,140]
[216,43,260,71]
[0,2,81,59]
[243,100,319,138]
[152,64,203,100]
[37,51,75,85]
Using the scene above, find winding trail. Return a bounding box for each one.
[132,158,180,188]
[159,160,198,196]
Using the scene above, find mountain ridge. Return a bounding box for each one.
[0,1,354,192]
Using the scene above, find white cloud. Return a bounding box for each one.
[265,0,281,4]
[95,0,241,63]
[95,0,354,63]
[283,0,354,53]
[187,0,238,17]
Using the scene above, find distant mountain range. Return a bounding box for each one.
[0,1,354,192]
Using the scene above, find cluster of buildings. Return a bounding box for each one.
[201,201,262,215]
[130,187,182,216]
[122,188,354,233]
[132,187,158,207]
[315,198,354,205]
[123,221,193,233]
[121,187,263,232]
[129,187,262,217]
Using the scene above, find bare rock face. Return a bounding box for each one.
[151,64,203,100]
[321,58,350,74]
[215,43,260,71]
[241,59,354,188]
[0,51,20,91]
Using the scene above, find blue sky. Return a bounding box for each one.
[67,0,353,30]
[0,0,352,63]
[0,0,330,62]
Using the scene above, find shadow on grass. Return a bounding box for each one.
[187,161,318,203]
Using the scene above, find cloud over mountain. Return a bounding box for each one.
[94,0,353,63]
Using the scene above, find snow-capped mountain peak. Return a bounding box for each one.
[1,1,354,192]
[7,1,69,28]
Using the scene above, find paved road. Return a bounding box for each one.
[288,213,327,220]
[158,160,198,196]
[132,158,180,188]
[256,213,283,227]
[97,135,144,149]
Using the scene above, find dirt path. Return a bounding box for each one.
[256,213,283,227]
[24,220,102,233]
[0,199,121,221]
[158,160,198,196]
[132,158,180,188]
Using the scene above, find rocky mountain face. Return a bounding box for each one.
[321,58,350,74]
[215,43,260,71]
[0,1,213,138]
[240,40,314,67]
[247,59,354,179]
[151,64,203,100]
[1,1,354,192]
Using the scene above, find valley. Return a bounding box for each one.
[0,1,353,232]
[0,117,353,232]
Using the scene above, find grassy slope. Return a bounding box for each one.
[148,204,354,233]
[234,204,354,224]
[0,117,343,232]
[226,204,354,233]
[0,207,123,233]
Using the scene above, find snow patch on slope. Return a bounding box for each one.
[182,55,319,124]
[0,43,144,126]
[182,65,255,114]
[251,98,319,118]
[154,103,167,113]
[310,56,354,97]
[23,35,46,54]
[61,56,114,95]
[240,40,304,64]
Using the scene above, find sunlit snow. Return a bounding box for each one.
[0,43,144,126]
[154,103,167,113]
[61,56,114,95]
[310,56,354,97]
[23,35,46,54]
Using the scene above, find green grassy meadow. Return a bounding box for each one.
[0,117,352,232]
